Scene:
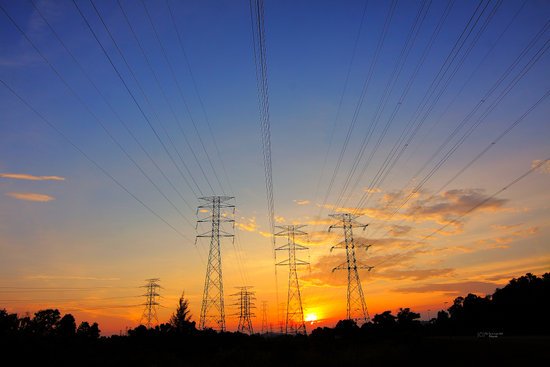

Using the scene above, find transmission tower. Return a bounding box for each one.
[260,301,269,334]
[231,286,255,334]
[140,278,161,328]
[328,213,373,323]
[275,225,309,335]
[197,196,235,331]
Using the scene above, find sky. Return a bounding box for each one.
[0,0,549,335]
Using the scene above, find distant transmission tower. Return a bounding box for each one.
[140,278,161,328]
[197,196,235,331]
[275,225,309,334]
[329,213,373,323]
[232,286,255,334]
[260,301,269,334]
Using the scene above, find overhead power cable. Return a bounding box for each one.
[0,78,192,242]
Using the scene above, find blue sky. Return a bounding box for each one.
[0,0,549,333]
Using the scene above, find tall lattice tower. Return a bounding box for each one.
[197,196,235,331]
[328,213,373,323]
[140,278,161,328]
[275,225,309,334]
[232,286,255,334]
[260,301,269,334]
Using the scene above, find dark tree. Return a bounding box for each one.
[396,308,420,327]
[128,324,148,337]
[372,310,396,329]
[18,315,33,336]
[169,292,196,334]
[32,309,61,336]
[89,322,100,339]
[77,321,100,338]
[0,309,19,336]
[57,314,76,337]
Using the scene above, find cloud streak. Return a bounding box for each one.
[532,159,550,174]
[6,192,55,202]
[395,281,502,296]
[0,173,65,181]
[26,275,120,281]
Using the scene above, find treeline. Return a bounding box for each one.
[312,272,550,338]
[0,308,100,338]
[0,273,548,366]
[1,272,548,340]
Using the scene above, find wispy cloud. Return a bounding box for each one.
[323,188,508,230]
[294,199,310,205]
[0,173,65,181]
[532,159,550,174]
[474,226,539,249]
[394,281,502,296]
[235,217,259,232]
[6,192,55,202]
[26,275,120,281]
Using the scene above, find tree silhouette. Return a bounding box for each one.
[396,308,420,328]
[0,309,18,336]
[169,292,196,335]
[57,314,76,337]
[32,309,61,336]
[372,311,396,329]
[77,321,100,339]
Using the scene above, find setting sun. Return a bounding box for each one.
[305,313,318,324]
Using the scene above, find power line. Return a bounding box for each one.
[115,0,217,197]
[139,0,224,195]
[317,0,397,223]
[21,0,197,226]
[165,0,234,195]
[424,158,550,241]
[72,0,203,198]
[0,77,192,241]
[312,0,370,209]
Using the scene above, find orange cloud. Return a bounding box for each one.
[235,217,259,232]
[532,159,550,174]
[323,188,508,231]
[294,199,310,205]
[474,226,539,250]
[395,281,502,296]
[0,173,65,181]
[6,192,55,202]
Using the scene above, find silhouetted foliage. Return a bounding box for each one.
[32,308,61,336]
[0,273,548,366]
[0,309,18,336]
[77,321,100,339]
[169,292,196,335]
[372,310,396,329]
[397,307,420,327]
[57,314,76,337]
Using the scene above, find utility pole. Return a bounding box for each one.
[275,225,309,335]
[260,301,269,334]
[329,213,373,324]
[232,286,255,334]
[197,196,235,331]
[140,278,161,328]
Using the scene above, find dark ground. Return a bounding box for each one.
[2,334,549,367]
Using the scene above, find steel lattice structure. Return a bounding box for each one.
[329,213,373,323]
[197,196,235,331]
[275,225,309,335]
[140,278,161,329]
[232,286,255,335]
